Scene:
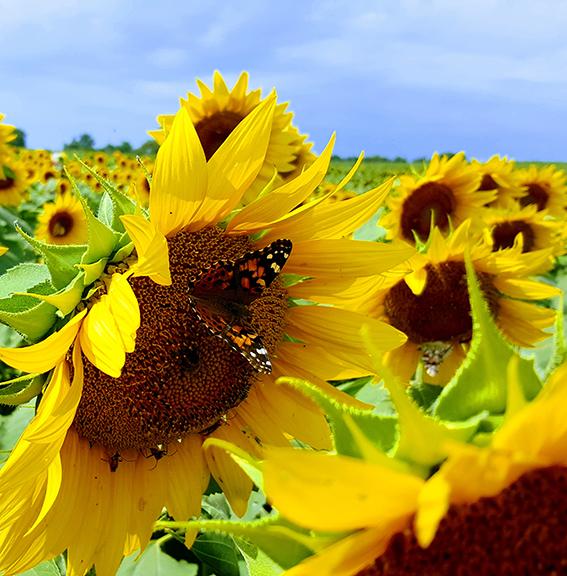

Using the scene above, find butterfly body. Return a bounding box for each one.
[188,239,292,374]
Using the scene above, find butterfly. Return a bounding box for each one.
[187,238,292,374]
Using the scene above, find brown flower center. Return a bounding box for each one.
[519,182,549,211]
[195,111,245,160]
[357,466,567,576]
[0,176,15,191]
[383,261,499,344]
[491,221,535,252]
[477,174,498,191]
[48,211,74,237]
[73,227,288,455]
[400,182,455,243]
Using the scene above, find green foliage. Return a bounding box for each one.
[10,128,26,148]
[64,133,96,151]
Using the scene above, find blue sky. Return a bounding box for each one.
[1,0,566,160]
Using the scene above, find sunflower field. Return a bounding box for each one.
[0,72,566,576]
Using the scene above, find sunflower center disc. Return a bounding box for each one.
[48,211,74,237]
[520,182,549,211]
[0,177,15,191]
[195,111,245,160]
[492,221,535,252]
[383,261,499,344]
[73,227,288,452]
[478,174,498,191]
[400,182,455,242]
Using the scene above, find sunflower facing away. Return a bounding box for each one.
[0,96,411,575]
[149,70,315,205]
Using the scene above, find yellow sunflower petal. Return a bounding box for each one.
[190,95,276,228]
[205,424,254,517]
[227,135,334,232]
[286,306,407,372]
[106,273,141,354]
[79,287,131,378]
[284,525,403,576]
[261,177,393,244]
[263,447,423,531]
[120,214,171,285]
[284,238,415,278]
[0,309,86,374]
[493,277,561,300]
[414,474,451,548]
[150,106,207,237]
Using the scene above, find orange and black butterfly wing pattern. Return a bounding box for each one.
[234,238,293,304]
[191,300,272,373]
[188,238,292,374]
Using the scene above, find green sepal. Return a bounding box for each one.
[77,257,107,286]
[75,158,136,232]
[15,224,86,290]
[277,376,398,457]
[543,292,566,380]
[362,329,488,470]
[23,271,86,316]
[0,281,58,342]
[75,192,117,265]
[111,240,134,263]
[431,252,542,421]
[0,372,45,405]
[156,515,330,572]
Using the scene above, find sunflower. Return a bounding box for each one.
[515,163,567,217]
[484,203,564,257]
[35,191,89,245]
[0,96,409,575]
[381,152,492,244]
[470,154,521,207]
[0,159,29,206]
[149,70,314,204]
[297,221,557,384]
[255,360,567,576]
[0,113,16,179]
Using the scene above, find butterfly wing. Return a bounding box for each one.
[234,239,293,304]
[191,300,272,374]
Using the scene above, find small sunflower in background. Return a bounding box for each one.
[297,221,558,383]
[0,113,16,179]
[470,154,520,207]
[35,190,89,245]
[485,203,564,257]
[0,159,29,206]
[381,152,491,244]
[0,95,410,575]
[149,70,315,204]
[515,163,567,217]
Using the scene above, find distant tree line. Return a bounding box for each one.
[331,152,459,163]
[62,133,158,156]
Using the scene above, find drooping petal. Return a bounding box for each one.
[106,273,141,354]
[120,214,171,285]
[150,106,207,237]
[263,447,424,531]
[0,309,86,374]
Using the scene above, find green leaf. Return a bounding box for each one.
[192,532,241,576]
[543,293,566,379]
[78,258,107,286]
[18,558,65,576]
[0,373,45,405]
[16,225,86,290]
[236,537,284,576]
[0,290,58,342]
[118,542,197,576]
[431,253,542,421]
[0,263,51,298]
[0,403,34,454]
[25,271,86,316]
